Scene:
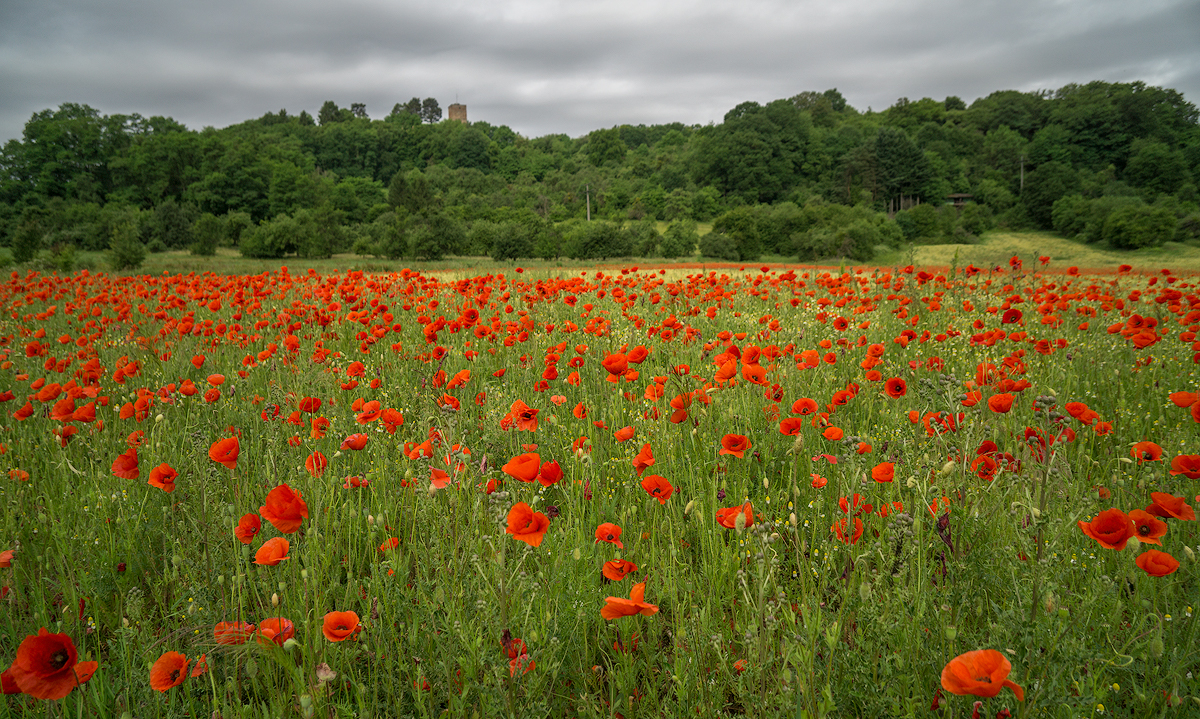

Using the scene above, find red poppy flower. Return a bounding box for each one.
[147,464,178,493]
[1129,509,1168,545]
[791,398,818,415]
[298,397,321,413]
[149,651,189,693]
[601,353,629,377]
[822,426,844,441]
[595,523,624,549]
[602,559,638,581]
[340,433,369,451]
[1168,455,1200,479]
[987,394,1014,413]
[502,453,541,482]
[640,474,673,504]
[716,502,754,530]
[601,581,659,620]
[208,436,240,469]
[1147,492,1196,521]
[719,434,751,458]
[254,537,290,566]
[940,649,1024,701]
[356,400,382,423]
[537,460,563,487]
[831,516,864,544]
[505,502,550,547]
[1078,508,1136,550]
[613,426,635,442]
[506,400,539,432]
[632,443,655,476]
[1130,441,1162,463]
[232,513,261,543]
[871,462,895,483]
[305,451,329,477]
[1135,549,1180,577]
[111,448,139,479]
[884,377,906,398]
[5,628,98,699]
[260,483,309,533]
[213,621,255,645]
[256,618,295,646]
[322,611,361,642]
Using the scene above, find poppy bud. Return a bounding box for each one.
[939,461,955,476]
[762,478,769,490]
[734,512,747,533]
[367,515,374,525]
[217,575,224,584]
[789,513,797,527]
[271,593,280,607]
[684,500,695,515]
[301,569,309,580]
[944,625,956,641]
[1184,546,1195,562]
[572,548,581,561]
[155,414,164,423]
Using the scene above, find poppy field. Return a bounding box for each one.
[1,257,1198,718]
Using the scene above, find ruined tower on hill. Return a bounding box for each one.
[448,104,467,123]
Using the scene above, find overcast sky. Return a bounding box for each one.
[2,0,1198,143]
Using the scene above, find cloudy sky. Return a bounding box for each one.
[1,0,1197,143]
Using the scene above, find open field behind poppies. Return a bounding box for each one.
[0,256,1198,718]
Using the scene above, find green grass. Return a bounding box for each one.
[0,251,1197,718]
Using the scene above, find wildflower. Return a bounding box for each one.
[234,513,261,544]
[213,621,255,645]
[208,436,240,469]
[254,537,290,566]
[146,464,178,493]
[601,582,659,620]
[632,443,655,476]
[871,462,895,483]
[940,649,1024,701]
[256,618,295,646]
[502,453,541,482]
[3,628,98,699]
[1129,509,1168,545]
[340,433,369,451]
[260,484,309,533]
[1146,492,1196,521]
[1168,455,1200,479]
[640,474,674,504]
[505,503,550,547]
[111,448,139,480]
[1135,549,1180,577]
[602,559,638,581]
[885,377,907,398]
[719,434,751,458]
[322,611,361,642]
[1130,441,1163,464]
[305,451,328,478]
[716,502,754,530]
[1078,508,1136,550]
[595,523,624,549]
[149,651,189,692]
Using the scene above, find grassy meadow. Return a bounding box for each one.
[0,250,1198,718]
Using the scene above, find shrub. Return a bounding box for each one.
[1103,205,1176,249]
[108,219,146,271]
[699,231,738,260]
[660,221,698,258]
[10,219,43,264]
[191,213,224,256]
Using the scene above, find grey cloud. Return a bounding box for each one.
[1,0,1196,142]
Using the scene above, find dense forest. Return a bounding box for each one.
[1,82,1198,270]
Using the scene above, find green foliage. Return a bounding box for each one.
[10,208,45,263]
[562,220,629,259]
[958,202,993,236]
[107,215,146,270]
[240,214,297,258]
[660,220,698,258]
[1102,204,1176,249]
[1021,161,1080,228]
[154,199,199,249]
[698,231,738,260]
[224,211,252,246]
[711,206,762,261]
[191,212,224,255]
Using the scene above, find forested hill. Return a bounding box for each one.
[1,83,1198,268]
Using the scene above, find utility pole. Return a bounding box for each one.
[586,184,591,221]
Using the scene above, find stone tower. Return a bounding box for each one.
[448,103,467,123]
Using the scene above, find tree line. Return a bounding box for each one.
[1,81,1197,270]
